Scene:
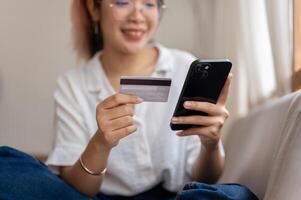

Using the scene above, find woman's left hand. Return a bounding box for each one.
[171,74,233,150]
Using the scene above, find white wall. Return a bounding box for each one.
[0,0,198,155]
[155,0,199,54]
[0,0,76,154]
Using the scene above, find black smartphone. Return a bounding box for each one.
[170,59,232,130]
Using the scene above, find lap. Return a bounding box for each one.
[0,146,258,200]
[0,146,89,200]
[93,184,176,200]
[176,182,258,200]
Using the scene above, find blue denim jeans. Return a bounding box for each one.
[176,182,258,200]
[0,146,258,200]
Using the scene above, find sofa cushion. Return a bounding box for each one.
[263,103,301,199]
[219,90,301,199]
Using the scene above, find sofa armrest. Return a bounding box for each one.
[219,90,301,199]
[263,112,301,199]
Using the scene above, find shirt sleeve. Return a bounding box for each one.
[46,74,90,171]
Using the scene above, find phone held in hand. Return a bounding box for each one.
[170,59,232,131]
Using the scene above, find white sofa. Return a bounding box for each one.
[219,90,301,200]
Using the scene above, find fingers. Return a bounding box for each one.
[171,115,225,142]
[101,93,143,109]
[97,110,137,148]
[174,74,232,148]
[180,74,232,117]
[100,125,137,148]
[112,125,137,140]
[183,101,229,118]
[104,104,134,120]
[176,126,220,140]
[106,116,134,132]
[171,115,225,127]
[217,73,233,106]
[96,93,141,148]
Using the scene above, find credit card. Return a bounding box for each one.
[120,76,172,102]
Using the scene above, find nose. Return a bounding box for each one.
[128,2,146,22]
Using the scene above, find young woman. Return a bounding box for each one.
[45,0,231,198]
[0,0,252,200]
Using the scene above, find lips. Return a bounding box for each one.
[121,28,146,41]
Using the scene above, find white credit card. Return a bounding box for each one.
[120,76,172,102]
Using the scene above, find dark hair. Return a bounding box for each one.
[71,0,165,60]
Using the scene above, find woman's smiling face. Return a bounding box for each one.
[99,0,161,54]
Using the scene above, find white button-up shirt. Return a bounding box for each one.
[46,43,201,196]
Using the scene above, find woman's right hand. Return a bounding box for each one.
[95,93,143,149]
[60,93,142,197]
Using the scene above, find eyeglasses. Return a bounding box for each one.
[107,0,166,21]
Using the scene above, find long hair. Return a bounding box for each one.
[71,0,165,61]
[71,0,93,61]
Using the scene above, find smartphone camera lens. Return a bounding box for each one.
[200,70,209,79]
[195,63,210,79]
[196,65,203,73]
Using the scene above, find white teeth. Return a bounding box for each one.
[124,30,144,37]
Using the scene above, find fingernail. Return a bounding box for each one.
[136,98,144,103]
[184,101,191,108]
[176,131,183,136]
[171,117,178,123]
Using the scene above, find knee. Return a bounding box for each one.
[0,146,18,154]
[0,146,32,160]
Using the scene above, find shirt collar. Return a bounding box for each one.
[152,42,172,74]
[85,42,172,93]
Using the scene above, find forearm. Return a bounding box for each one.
[60,131,110,197]
[191,140,225,183]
